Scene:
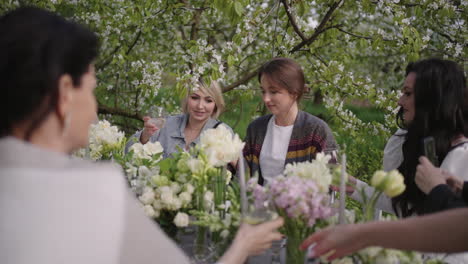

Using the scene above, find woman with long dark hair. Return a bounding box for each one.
[393,58,468,217]
[348,58,468,216]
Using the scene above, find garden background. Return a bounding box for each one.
[2,0,466,185]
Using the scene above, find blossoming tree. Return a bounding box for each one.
[3,0,466,178]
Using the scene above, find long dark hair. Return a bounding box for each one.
[392,58,468,217]
[0,7,98,140]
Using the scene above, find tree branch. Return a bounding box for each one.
[96,45,122,69]
[126,30,142,55]
[290,0,343,53]
[222,69,259,92]
[98,104,143,121]
[280,0,307,41]
[189,2,206,40]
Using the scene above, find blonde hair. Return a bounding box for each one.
[181,79,225,119]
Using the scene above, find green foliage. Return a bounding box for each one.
[2,0,466,188]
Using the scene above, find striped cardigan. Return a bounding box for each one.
[243,111,337,185]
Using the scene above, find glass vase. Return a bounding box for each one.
[286,235,305,264]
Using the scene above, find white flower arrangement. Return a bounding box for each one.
[74,119,126,161]
[199,125,245,167]
[283,152,333,193]
[129,141,164,161]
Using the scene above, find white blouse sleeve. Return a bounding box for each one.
[441,143,468,181]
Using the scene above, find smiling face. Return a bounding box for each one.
[397,72,416,125]
[260,75,297,117]
[186,89,216,123]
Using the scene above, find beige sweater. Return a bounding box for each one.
[0,137,190,264]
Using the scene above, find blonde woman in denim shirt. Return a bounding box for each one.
[127,80,233,158]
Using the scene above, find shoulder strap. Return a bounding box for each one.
[213,120,223,128]
[448,140,468,153]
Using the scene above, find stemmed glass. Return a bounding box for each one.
[242,203,277,225]
[242,202,281,263]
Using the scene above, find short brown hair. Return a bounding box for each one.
[258,57,306,102]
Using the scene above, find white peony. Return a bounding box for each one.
[159,186,174,206]
[129,143,146,159]
[179,192,192,206]
[143,205,159,218]
[88,120,125,148]
[143,141,164,157]
[204,191,214,210]
[200,125,245,167]
[185,183,195,194]
[168,198,182,211]
[283,157,332,193]
[173,212,190,227]
[138,187,155,205]
[152,199,163,210]
[186,157,205,174]
[170,182,181,194]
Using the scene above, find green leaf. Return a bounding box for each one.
[234,1,244,17]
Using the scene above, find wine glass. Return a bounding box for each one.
[242,202,279,263]
[147,106,167,129]
[242,204,277,225]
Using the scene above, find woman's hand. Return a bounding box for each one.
[415,156,446,194]
[139,116,159,144]
[330,174,357,195]
[444,170,464,194]
[300,224,367,261]
[219,217,284,264]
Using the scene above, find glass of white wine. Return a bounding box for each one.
[147,106,167,129]
[242,205,277,225]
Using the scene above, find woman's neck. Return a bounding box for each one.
[11,116,70,154]
[186,116,208,132]
[451,134,468,146]
[274,103,298,126]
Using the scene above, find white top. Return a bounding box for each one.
[0,137,190,264]
[383,128,406,172]
[440,142,468,179]
[259,116,294,183]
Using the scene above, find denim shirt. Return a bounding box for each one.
[126,114,233,159]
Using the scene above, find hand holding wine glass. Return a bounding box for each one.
[140,107,167,144]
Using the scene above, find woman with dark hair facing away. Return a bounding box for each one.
[243,57,337,185]
[0,7,283,264]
